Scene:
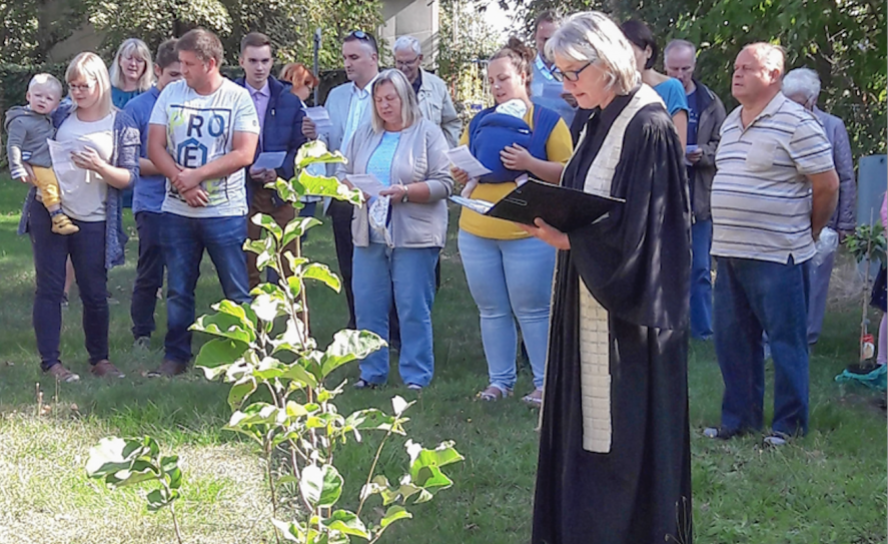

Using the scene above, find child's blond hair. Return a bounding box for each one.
[28,73,63,98]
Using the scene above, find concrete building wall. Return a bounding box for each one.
[379,0,440,69]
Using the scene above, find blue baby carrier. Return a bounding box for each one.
[468,105,561,183]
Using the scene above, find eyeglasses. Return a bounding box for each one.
[348,30,370,41]
[395,57,420,68]
[68,82,95,92]
[552,62,593,83]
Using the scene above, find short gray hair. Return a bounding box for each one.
[664,39,696,59]
[782,67,821,103]
[546,11,639,95]
[393,35,422,56]
[742,42,785,76]
[370,69,422,132]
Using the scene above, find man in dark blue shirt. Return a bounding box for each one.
[124,38,182,350]
[665,39,727,341]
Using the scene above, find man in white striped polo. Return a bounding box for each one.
[704,43,839,446]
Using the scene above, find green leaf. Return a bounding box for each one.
[282,217,323,249]
[280,360,319,388]
[191,310,256,344]
[318,465,344,508]
[380,505,412,528]
[228,375,257,411]
[303,263,341,292]
[252,292,287,323]
[299,170,363,205]
[344,409,402,435]
[194,338,248,370]
[273,519,307,542]
[243,238,269,255]
[251,212,283,241]
[295,139,347,169]
[405,440,464,498]
[146,488,171,512]
[391,395,413,417]
[300,464,323,507]
[320,330,387,379]
[86,437,160,488]
[272,178,298,204]
[323,510,369,539]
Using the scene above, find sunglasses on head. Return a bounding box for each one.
[348,30,370,40]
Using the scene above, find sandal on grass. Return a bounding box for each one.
[522,388,543,407]
[477,385,511,401]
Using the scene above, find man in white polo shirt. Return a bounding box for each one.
[704,43,838,446]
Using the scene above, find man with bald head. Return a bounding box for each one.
[665,39,726,342]
[705,43,839,446]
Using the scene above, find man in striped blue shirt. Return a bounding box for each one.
[705,43,839,446]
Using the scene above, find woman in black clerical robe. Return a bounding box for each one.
[520,12,693,544]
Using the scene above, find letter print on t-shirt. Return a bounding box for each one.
[150,79,259,218]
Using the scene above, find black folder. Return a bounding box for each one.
[451,179,624,233]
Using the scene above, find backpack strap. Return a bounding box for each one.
[527,106,561,162]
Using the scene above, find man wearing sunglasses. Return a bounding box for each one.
[302,30,380,329]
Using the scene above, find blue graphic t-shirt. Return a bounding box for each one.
[149,79,260,218]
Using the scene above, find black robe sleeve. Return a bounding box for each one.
[566,106,691,331]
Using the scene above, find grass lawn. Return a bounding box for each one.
[0,177,885,544]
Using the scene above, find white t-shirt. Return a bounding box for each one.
[55,112,115,222]
[149,79,260,218]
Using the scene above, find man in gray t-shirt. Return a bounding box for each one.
[147,29,259,377]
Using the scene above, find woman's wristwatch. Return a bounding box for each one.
[399,185,409,203]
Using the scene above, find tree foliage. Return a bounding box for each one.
[506,0,887,158]
[0,0,82,63]
[1,0,383,68]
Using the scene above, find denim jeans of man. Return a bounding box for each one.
[806,248,835,345]
[713,256,810,436]
[691,219,714,339]
[131,211,165,339]
[161,213,251,366]
[458,230,556,391]
[352,244,439,387]
[29,200,109,371]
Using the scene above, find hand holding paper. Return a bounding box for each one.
[304,106,333,132]
[446,145,492,180]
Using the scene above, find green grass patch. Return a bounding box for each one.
[0,178,884,543]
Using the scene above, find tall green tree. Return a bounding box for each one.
[71,0,383,67]
[0,0,82,64]
[505,0,887,157]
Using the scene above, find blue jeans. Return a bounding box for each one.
[28,200,109,371]
[131,211,165,339]
[458,231,556,390]
[352,243,439,387]
[161,213,251,365]
[713,256,810,436]
[690,219,714,339]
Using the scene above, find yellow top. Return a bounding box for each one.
[458,106,574,240]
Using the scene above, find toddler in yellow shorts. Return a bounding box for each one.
[4,73,78,234]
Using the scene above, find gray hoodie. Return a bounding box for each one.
[4,105,55,179]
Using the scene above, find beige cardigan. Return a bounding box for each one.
[336,118,454,248]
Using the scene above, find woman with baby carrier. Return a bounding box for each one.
[451,37,573,406]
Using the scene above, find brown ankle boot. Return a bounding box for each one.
[51,213,79,235]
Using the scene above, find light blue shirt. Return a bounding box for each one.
[366,131,400,243]
[653,78,689,117]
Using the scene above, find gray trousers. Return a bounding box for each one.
[807,250,836,345]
